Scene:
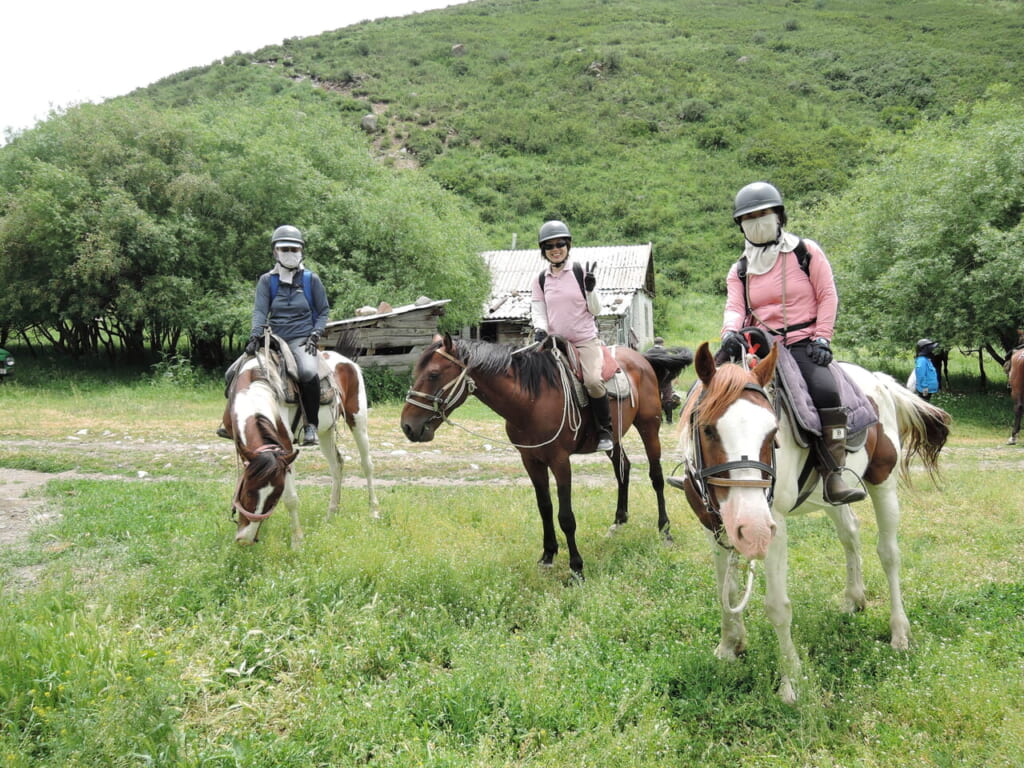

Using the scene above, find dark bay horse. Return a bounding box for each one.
[674,342,950,702]
[226,349,379,547]
[1008,348,1024,444]
[400,333,693,579]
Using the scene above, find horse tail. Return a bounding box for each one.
[876,372,951,484]
[644,346,694,383]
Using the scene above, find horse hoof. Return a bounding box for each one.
[1009,437,1017,445]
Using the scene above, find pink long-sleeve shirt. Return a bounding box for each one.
[721,238,838,344]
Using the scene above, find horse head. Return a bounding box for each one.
[232,443,300,544]
[682,341,779,560]
[401,333,474,442]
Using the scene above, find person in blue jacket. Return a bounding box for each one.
[245,225,330,445]
[914,338,940,401]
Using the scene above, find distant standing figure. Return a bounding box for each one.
[913,338,940,401]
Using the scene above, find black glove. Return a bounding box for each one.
[715,331,747,365]
[534,328,548,343]
[807,338,833,366]
[583,261,597,292]
[244,333,262,356]
[304,331,321,355]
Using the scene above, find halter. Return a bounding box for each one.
[404,347,477,420]
[685,381,777,548]
[231,444,288,522]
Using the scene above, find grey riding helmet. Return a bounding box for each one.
[733,182,787,226]
[538,219,571,245]
[271,225,304,249]
[917,338,939,355]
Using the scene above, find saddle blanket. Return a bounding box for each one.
[774,343,877,448]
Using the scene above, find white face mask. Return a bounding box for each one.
[275,248,303,270]
[741,213,780,246]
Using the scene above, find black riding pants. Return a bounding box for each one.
[787,339,840,410]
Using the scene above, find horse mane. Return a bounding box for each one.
[419,338,561,398]
[681,364,756,427]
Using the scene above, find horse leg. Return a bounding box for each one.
[823,502,867,612]
[319,423,344,521]
[606,443,631,532]
[550,459,584,579]
[523,456,559,568]
[711,538,747,660]
[636,419,672,542]
[284,468,303,550]
[763,515,800,704]
[347,411,380,518]
[1010,402,1022,445]
[868,482,910,650]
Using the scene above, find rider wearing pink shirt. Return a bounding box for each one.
[719,182,865,505]
[531,220,614,452]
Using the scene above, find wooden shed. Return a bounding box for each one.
[320,298,449,373]
[479,244,656,348]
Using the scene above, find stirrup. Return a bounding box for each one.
[596,433,613,452]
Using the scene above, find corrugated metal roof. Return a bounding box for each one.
[481,244,654,321]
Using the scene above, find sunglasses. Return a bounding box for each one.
[541,240,569,251]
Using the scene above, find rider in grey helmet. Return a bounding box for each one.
[531,219,613,452]
[719,182,866,505]
[246,225,331,446]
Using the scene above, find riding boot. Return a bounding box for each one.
[299,379,320,446]
[589,394,614,452]
[816,407,867,505]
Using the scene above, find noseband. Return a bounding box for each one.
[686,381,777,547]
[232,444,289,522]
[404,347,476,420]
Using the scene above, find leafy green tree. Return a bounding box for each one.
[0,97,489,362]
[811,85,1024,361]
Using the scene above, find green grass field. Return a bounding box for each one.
[0,354,1022,766]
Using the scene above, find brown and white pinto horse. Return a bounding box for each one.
[226,350,379,547]
[1007,348,1024,444]
[675,342,950,702]
[400,333,692,580]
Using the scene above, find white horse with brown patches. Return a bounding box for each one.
[674,342,950,702]
[226,349,379,547]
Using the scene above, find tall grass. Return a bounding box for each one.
[1,358,1022,766]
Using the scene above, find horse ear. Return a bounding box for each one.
[754,343,778,388]
[695,342,716,387]
[284,448,300,466]
[443,332,455,353]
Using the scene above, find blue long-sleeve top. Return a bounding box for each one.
[250,270,330,342]
[914,354,939,394]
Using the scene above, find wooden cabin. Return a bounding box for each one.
[320,297,449,373]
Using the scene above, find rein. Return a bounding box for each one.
[232,444,288,522]
[405,346,583,450]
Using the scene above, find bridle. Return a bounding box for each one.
[232,444,289,522]
[404,347,477,421]
[685,381,777,549]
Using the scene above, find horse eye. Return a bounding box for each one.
[703,425,717,439]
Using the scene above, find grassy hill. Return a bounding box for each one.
[136,0,1023,300]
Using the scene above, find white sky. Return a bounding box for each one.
[2,0,473,142]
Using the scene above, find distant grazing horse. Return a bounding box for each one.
[674,342,950,702]
[1008,348,1024,444]
[226,348,378,547]
[401,333,693,579]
